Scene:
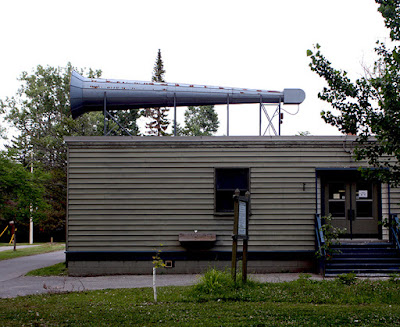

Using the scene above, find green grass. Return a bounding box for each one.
[0,243,65,261]
[1,271,400,326]
[2,291,399,326]
[26,262,67,276]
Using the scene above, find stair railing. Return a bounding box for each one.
[315,214,326,274]
[390,214,400,250]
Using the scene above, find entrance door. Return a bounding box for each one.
[323,176,380,238]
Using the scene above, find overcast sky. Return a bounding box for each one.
[0,0,390,143]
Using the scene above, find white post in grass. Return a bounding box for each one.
[152,246,165,303]
[153,267,157,302]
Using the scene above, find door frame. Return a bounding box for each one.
[316,168,383,239]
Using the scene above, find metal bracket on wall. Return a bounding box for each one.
[103,92,133,136]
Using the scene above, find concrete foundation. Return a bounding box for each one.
[68,259,315,277]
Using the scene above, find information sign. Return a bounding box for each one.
[238,200,247,236]
[359,190,368,198]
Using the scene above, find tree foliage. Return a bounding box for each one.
[308,0,400,186]
[0,151,48,226]
[0,63,108,238]
[107,109,141,136]
[1,63,105,168]
[179,105,219,136]
[0,63,144,238]
[152,49,166,82]
[145,49,170,136]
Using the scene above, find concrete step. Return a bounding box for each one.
[324,242,400,276]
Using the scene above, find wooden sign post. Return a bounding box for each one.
[231,189,250,283]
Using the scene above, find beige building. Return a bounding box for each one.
[65,136,400,276]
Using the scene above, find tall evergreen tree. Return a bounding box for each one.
[145,49,170,136]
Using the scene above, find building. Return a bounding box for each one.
[65,135,400,276]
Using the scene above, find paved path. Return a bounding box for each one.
[0,274,200,298]
[0,250,65,282]
[0,272,325,299]
[0,245,41,252]
[0,250,327,298]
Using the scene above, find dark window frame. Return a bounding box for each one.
[214,167,250,216]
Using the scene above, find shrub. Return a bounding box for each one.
[316,214,346,259]
[388,273,400,283]
[337,272,357,285]
[191,267,258,300]
[193,268,235,295]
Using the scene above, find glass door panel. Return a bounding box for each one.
[326,182,350,232]
[324,176,380,238]
[352,181,379,235]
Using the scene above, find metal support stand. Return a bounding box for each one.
[103,92,132,136]
[100,91,284,137]
[260,102,281,136]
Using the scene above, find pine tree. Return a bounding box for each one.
[145,49,170,136]
[152,49,166,83]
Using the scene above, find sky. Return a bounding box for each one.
[0,0,391,144]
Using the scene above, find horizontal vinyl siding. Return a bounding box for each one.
[390,186,400,216]
[66,137,368,253]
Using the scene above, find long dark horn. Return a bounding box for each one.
[70,71,305,119]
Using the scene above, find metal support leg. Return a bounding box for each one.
[174,93,177,136]
[227,95,230,136]
[278,101,281,136]
[259,96,262,136]
[103,92,107,136]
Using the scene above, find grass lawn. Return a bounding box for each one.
[26,262,67,276]
[1,271,400,326]
[0,243,65,261]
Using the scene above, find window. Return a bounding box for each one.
[215,168,249,213]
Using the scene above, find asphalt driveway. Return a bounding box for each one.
[0,250,65,282]
[0,250,198,298]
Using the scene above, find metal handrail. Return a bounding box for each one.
[315,214,326,275]
[315,214,326,258]
[390,214,400,250]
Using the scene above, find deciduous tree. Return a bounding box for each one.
[308,0,400,186]
[0,63,107,240]
[179,105,219,136]
[0,151,48,231]
[1,63,105,168]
